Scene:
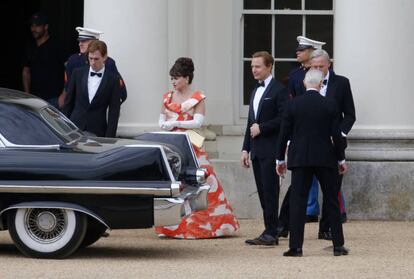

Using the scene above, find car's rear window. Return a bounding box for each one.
[0,103,64,145]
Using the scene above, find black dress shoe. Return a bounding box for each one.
[318,231,332,240]
[283,248,303,257]
[306,215,319,223]
[245,234,278,246]
[333,246,349,256]
[276,226,289,238]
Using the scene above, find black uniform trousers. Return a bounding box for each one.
[289,167,344,249]
[252,157,279,237]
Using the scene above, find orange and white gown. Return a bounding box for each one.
[155,90,239,239]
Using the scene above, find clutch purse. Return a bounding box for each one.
[187,129,205,148]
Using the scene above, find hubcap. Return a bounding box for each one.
[37,212,57,231]
[25,208,67,243]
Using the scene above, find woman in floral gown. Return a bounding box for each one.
[155,57,239,239]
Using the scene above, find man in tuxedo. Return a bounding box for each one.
[63,40,121,138]
[276,69,349,257]
[277,47,356,239]
[60,27,127,108]
[278,36,326,238]
[241,51,288,246]
[310,49,356,239]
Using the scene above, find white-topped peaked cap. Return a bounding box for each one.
[76,27,103,41]
[296,36,326,51]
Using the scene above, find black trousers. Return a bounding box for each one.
[319,174,344,232]
[289,167,344,249]
[278,173,343,231]
[252,157,280,237]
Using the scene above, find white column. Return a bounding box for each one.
[84,0,169,134]
[335,0,414,130]
[189,0,235,125]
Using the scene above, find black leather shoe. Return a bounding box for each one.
[318,231,332,240]
[283,248,303,257]
[306,215,319,223]
[245,234,278,246]
[276,226,289,238]
[334,246,349,256]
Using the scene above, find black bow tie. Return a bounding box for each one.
[258,81,265,87]
[322,79,328,85]
[90,72,102,77]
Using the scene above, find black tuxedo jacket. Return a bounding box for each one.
[325,70,356,135]
[276,90,345,169]
[296,70,356,135]
[63,66,121,137]
[242,78,288,160]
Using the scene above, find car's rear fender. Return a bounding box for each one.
[0,201,109,230]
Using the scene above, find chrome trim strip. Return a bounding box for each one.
[153,184,210,226]
[0,185,172,196]
[170,182,181,197]
[0,133,60,150]
[0,202,110,229]
[151,131,200,168]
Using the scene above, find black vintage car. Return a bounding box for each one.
[0,88,209,258]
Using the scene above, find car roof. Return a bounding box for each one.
[0,87,49,111]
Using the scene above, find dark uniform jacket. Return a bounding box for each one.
[288,66,307,99]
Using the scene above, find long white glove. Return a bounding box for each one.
[175,113,204,129]
[158,113,204,130]
[159,113,175,131]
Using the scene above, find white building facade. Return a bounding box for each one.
[84,0,414,220]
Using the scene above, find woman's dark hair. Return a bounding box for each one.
[169,57,194,84]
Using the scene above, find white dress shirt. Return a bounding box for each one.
[253,75,272,118]
[319,70,330,97]
[88,66,105,103]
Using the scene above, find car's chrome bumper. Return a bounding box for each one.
[153,184,210,226]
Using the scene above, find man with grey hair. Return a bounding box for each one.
[310,49,356,240]
[277,36,326,238]
[276,68,349,257]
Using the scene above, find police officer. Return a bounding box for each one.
[60,27,127,107]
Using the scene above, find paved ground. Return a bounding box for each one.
[1,219,413,279]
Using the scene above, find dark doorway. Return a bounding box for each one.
[0,0,83,91]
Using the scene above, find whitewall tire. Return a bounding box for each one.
[7,208,87,258]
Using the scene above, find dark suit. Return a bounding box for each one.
[278,69,356,231]
[276,90,346,249]
[242,77,288,237]
[294,69,355,135]
[319,70,356,231]
[63,66,121,137]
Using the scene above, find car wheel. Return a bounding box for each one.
[80,217,107,248]
[7,208,87,259]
